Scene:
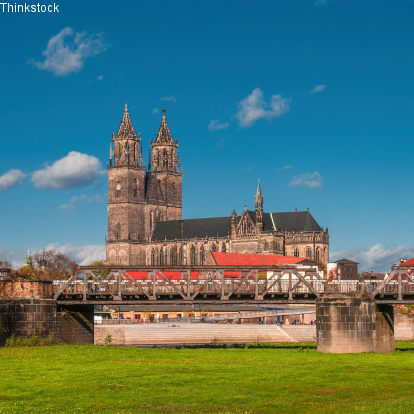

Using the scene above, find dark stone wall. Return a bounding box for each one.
[316,294,394,353]
[56,304,94,344]
[0,299,57,345]
[375,304,394,353]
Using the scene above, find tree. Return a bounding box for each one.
[32,249,79,280]
[12,265,37,279]
[88,260,118,279]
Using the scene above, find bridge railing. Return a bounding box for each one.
[52,265,414,302]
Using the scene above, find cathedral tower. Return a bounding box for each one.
[107,104,146,251]
[144,109,182,236]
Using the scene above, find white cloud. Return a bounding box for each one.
[290,171,322,189]
[7,243,106,268]
[97,74,104,81]
[235,88,291,128]
[0,169,26,191]
[161,96,176,102]
[31,27,108,76]
[59,193,103,210]
[310,84,326,93]
[330,244,414,273]
[32,151,104,189]
[282,165,292,170]
[45,243,106,265]
[152,108,159,114]
[208,120,230,131]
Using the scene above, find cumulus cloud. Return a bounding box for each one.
[290,171,322,189]
[152,108,159,114]
[7,243,106,268]
[30,27,108,76]
[208,120,230,131]
[45,243,106,265]
[330,244,414,272]
[32,151,104,189]
[161,96,176,102]
[310,84,326,93]
[235,88,291,128]
[0,169,26,190]
[59,193,103,210]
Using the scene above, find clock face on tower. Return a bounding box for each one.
[116,184,121,190]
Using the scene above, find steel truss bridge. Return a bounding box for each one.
[54,265,414,305]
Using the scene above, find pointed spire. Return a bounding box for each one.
[255,180,263,212]
[115,104,138,139]
[256,179,262,198]
[154,109,175,144]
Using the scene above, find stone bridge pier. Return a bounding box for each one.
[316,293,394,353]
[0,280,93,345]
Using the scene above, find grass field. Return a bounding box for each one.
[1,342,414,414]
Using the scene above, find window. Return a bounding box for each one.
[160,246,167,266]
[151,249,156,266]
[200,245,205,265]
[134,188,137,197]
[294,247,299,258]
[170,246,177,266]
[221,243,226,253]
[179,245,185,265]
[115,222,121,241]
[306,247,312,259]
[211,243,217,252]
[190,245,197,265]
[315,247,320,263]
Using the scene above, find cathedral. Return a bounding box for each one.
[106,105,329,266]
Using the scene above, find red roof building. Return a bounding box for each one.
[211,252,307,266]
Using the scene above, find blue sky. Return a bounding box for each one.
[1,0,414,271]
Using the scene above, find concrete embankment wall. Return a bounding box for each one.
[395,313,414,340]
[96,315,414,346]
[95,324,317,346]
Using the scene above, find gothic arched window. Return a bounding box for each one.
[200,245,205,265]
[179,245,185,265]
[306,247,312,259]
[190,245,196,266]
[315,247,320,263]
[221,243,226,253]
[170,246,177,266]
[115,222,121,241]
[151,248,156,265]
[294,247,299,258]
[211,243,217,252]
[160,246,167,266]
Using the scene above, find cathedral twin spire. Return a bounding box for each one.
[109,104,180,172]
[109,104,143,168]
[115,104,138,139]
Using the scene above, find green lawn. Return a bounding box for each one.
[1,342,414,414]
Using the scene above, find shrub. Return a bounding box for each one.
[104,334,112,346]
[5,334,62,347]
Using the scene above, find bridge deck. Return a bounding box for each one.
[53,265,414,305]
